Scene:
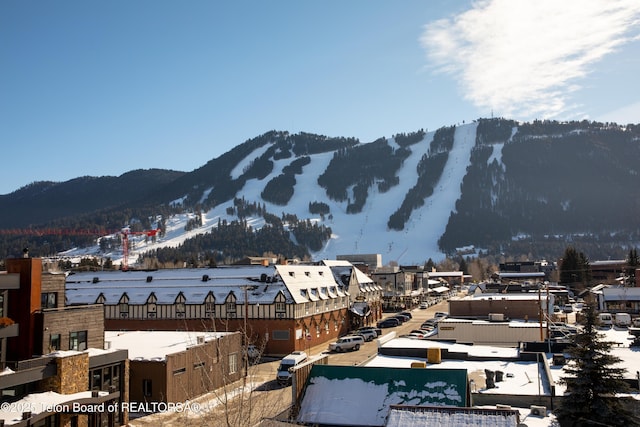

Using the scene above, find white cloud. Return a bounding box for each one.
[420,0,640,120]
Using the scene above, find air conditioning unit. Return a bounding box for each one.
[196,336,205,344]
[496,404,511,410]
[176,312,185,318]
[276,313,285,318]
[120,313,128,318]
[530,405,547,417]
[147,312,156,318]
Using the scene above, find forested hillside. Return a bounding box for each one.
[1,119,639,265]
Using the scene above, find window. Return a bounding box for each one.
[226,302,236,313]
[272,330,290,341]
[50,334,60,351]
[175,302,186,315]
[143,379,152,397]
[229,353,238,374]
[119,302,128,314]
[275,302,286,313]
[103,366,112,389]
[172,367,186,375]
[92,369,102,391]
[205,302,215,315]
[69,331,87,351]
[41,292,57,309]
[194,361,205,369]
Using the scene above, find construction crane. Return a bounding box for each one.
[121,227,161,271]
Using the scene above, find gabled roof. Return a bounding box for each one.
[296,365,468,427]
[275,264,346,304]
[65,264,360,307]
[65,266,284,305]
[321,259,382,290]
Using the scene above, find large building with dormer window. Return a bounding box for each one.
[65,261,382,356]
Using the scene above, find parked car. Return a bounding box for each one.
[393,314,410,323]
[246,344,260,361]
[562,304,574,313]
[399,311,413,319]
[328,335,365,352]
[421,319,437,329]
[356,326,382,337]
[419,302,429,309]
[615,313,632,327]
[377,318,400,328]
[434,311,449,320]
[355,329,377,342]
[598,312,613,327]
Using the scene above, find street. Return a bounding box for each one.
[128,300,450,426]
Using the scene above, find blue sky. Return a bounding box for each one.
[2,0,640,195]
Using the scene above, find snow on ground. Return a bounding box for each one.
[59,123,479,267]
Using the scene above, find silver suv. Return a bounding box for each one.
[354,328,377,342]
[328,335,365,352]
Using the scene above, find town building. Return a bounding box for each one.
[65,261,382,356]
[1,256,129,427]
[105,330,242,405]
[592,286,640,314]
[448,293,553,321]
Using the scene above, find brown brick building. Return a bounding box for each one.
[106,330,242,404]
[66,261,382,356]
[1,257,129,427]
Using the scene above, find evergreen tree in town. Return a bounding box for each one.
[626,247,639,285]
[555,302,638,426]
[559,246,590,289]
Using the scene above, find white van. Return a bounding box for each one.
[276,351,308,385]
[614,313,631,327]
[598,313,613,327]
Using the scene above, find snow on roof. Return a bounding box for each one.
[64,264,357,306]
[105,330,231,361]
[296,364,468,427]
[367,353,545,397]
[498,272,546,278]
[459,293,549,301]
[274,264,348,304]
[65,266,279,305]
[427,271,463,278]
[601,286,640,300]
[386,406,519,427]
[376,337,520,359]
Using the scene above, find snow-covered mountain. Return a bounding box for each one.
[61,124,476,266]
[5,118,640,266]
